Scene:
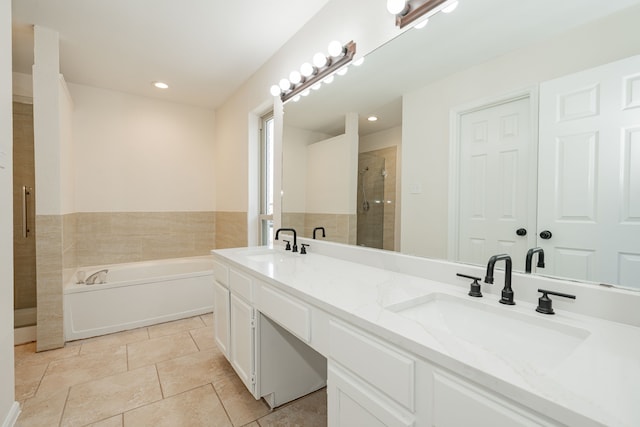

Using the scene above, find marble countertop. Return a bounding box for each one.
[212,245,640,427]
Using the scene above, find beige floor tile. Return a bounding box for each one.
[241,423,259,427]
[79,327,149,354]
[157,349,235,397]
[190,325,216,351]
[147,317,206,338]
[213,371,271,426]
[14,361,48,401]
[123,384,232,427]
[88,414,123,427]
[127,332,199,370]
[257,388,327,427]
[60,365,162,427]
[15,342,80,368]
[37,345,128,397]
[200,312,214,326]
[16,388,68,427]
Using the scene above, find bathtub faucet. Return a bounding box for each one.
[85,269,109,285]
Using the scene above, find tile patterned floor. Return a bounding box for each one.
[14,313,327,427]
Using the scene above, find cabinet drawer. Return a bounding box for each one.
[230,269,253,302]
[213,260,229,287]
[257,283,311,342]
[329,321,415,411]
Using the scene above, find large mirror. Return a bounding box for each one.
[282,0,640,290]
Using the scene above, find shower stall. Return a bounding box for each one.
[356,146,398,250]
[13,100,37,343]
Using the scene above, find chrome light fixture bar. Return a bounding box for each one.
[389,0,458,29]
[271,41,357,103]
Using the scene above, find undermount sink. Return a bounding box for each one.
[386,293,589,372]
[237,248,297,263]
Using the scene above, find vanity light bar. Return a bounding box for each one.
[272,41,357,104]
[390,0,458,29]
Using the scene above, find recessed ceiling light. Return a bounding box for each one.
[368,116,378,122]
[153,81,169,89]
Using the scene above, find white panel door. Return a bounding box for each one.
[213,280,230,359]
[539,55,640,289]
[458,97,535,270]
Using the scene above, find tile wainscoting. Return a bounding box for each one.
[281,212,356,245]
[34,210,245,351]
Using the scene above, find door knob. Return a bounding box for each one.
[516,228,527,236]
[539,230,552,240]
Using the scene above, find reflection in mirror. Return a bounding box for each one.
[281,0,640,290]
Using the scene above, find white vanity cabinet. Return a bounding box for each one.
[427,369,561,427]
[328,320,416,427]
[213,260,327,409]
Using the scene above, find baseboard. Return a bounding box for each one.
[14,326,36,346]
[1,401,21,427]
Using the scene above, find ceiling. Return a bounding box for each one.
[11,0,332,109]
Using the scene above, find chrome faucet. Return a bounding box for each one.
[525,247,545,273]
[484,254,515,305]
[275,228,297,252]
[85,269,108,285]
[313,226,326,240]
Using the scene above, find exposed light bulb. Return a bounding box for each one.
[337,66,349,76]
[323,75,335,84]
[301,89,311,97]
[327,40,344,57]
[353,57,365,66]
[387,0,406,14]
[442,0,459,13]
[270,85,281,97]
[313,52,328,68]
[300,62,315,77]
[153,81,169,89]
[414,18,429,29]
[279,78,291,91]
[292,95,301,102]
[311,82,322,91]
[289,70,302,85]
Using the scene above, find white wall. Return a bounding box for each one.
[59,77,74,214]
[70,84,216,212]
[0,0,18,424]
[12,72,32,99]
[401,6,640,258]
[359,126,401,153]
[33,26,62,216]
[282,125,331,212]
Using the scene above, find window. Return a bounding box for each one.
[259,112,274,245]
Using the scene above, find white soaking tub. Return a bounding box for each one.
[63,256,214,341]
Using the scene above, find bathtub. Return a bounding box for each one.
[63,256,214,341]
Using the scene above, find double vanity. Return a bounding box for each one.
[211,237,640,426]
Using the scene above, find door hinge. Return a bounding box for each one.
[251,374,256,385]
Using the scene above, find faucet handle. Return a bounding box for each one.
[456,273,483,297]
[282,240,291,251]
[536,289,576,315]
[300,244,309,254]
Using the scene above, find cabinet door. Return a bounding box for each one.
[230,293,256,396]
[328,363,414,427]
[432,371,559,427]
[213,280,230,359]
